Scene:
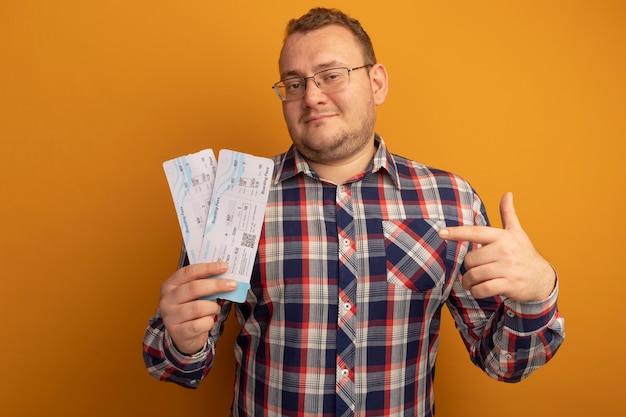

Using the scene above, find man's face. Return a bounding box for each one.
[278,25,385,165]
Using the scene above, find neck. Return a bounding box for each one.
[307,141,377,185]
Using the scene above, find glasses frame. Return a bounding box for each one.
[272,64,373,101]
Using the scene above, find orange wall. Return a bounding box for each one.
[1,1,624,416]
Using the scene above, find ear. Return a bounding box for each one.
[370,63,389,105]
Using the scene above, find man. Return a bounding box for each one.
[143,7,564,417]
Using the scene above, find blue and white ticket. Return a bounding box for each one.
[163,149,218,264]
[163,149,273,302]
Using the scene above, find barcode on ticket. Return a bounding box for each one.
[241,232,257,248]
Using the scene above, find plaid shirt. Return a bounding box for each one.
[143,136,565,417]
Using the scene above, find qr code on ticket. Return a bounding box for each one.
[241,232,257,248]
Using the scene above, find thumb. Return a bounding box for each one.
[500,192,522,230]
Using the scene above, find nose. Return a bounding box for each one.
[302,77,326,104]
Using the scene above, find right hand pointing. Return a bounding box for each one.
[159,262,237,355]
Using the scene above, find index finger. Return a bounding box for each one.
[168,262,229,287]
[438,225,503,245]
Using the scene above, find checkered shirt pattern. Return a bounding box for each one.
[143,136,565,417]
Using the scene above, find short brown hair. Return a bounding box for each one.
[285,8,377,65]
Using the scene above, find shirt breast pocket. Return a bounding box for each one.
[382,218,447,293]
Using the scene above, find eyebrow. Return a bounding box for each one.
[280,60,348,80]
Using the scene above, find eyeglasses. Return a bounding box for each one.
[272,65,372,101]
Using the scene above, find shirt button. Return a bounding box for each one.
[506,310,515,318]
[341,369,349,378]
[342,238,351,247]
[343,302,352,311]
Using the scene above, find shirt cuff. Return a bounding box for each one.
[502,274,560,335]
[163,330,211,367]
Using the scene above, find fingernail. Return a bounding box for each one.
[226,280,238,289]
[438,228,449,237]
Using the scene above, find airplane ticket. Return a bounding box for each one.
[162,149,217,264]
[198,150,273,302]
[163,148,273,302]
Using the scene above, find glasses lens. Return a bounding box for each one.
[314,68,350,94]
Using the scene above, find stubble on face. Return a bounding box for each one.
[287,99,376,165]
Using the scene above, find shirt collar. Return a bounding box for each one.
[273,135,401,189]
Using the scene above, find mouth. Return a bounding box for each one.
[303,113,335,124]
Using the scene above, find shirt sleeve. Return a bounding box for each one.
[142,309,215,389]
[449,276,564,382]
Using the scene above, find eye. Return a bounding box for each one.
[283,79,304,92]
[319,70,344,83]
